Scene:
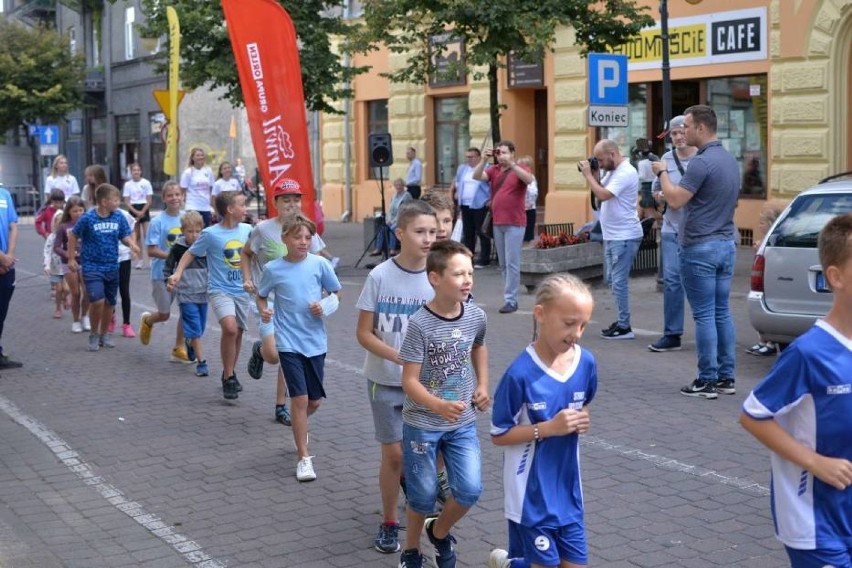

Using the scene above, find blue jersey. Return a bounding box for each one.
[0,188,18,254]
[257,254,341,357]
[188,222,252,296]
[71,209,131,273]
[491,345,597,527]
[146,210,183,280]
[742,321,852,551]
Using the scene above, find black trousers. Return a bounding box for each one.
[460,205,492,266]
[119,259,132,325]
[406,185,422,200]
[0,268,15,354]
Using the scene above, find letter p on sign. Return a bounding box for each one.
[588,53,628,106]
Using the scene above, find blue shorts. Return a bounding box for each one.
[83,270,119,305]
[402,421,482,514]
[179,302,208,340]
[49,274,64,284]
[278,352,326,400]
[786,545,852,568]
[508,519,588,566]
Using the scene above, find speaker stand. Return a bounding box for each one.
[355,167,390,269]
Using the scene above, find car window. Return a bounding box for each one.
[768,193,852,248]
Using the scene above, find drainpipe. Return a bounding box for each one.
[341,0,353,222]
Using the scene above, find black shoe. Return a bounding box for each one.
[602,321,619,334]
[716,378,736,395]
[234,375,243,392]
[680,379,718,399]
[399,549,425,568]
[0,355,23,369]
[601,325,635,340]
[184,339,196,364]
[275,404,292,426]
[498,302,518,314]
[424,517,457,568]
[248,340,264,379]
[648,335,682,352]
[222,374,239,400]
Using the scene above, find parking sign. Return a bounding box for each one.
[588,53,628,106]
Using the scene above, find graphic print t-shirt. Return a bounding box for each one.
[180,166,215,212]
[146,211,183,281]
[355,258,435,387]
[212,178,241,197]
[122,178,153,204]
[399,303,487,431]
[188,222,252,296]
[71,209,131,273]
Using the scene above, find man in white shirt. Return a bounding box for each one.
[449,148,491,267]
[405,147,423,199]
[579,139,642,339]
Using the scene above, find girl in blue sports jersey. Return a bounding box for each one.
[490,273,598,568]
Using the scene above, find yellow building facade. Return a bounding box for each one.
[320,0,852,236]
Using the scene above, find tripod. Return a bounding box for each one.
[355,167,390,269]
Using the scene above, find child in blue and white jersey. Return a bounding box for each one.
[490,273,597,568]
[741,212,852,568]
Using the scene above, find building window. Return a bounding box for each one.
[124,7,136,60]
[148,112,168,190]
[433,97,470,187]
[115,114,140,182]
[68,26,77,56]
[366,99,388,180]
[89,116,107,165]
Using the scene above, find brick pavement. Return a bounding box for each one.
[0,219,789,567]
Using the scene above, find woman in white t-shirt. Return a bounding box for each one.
[179,147,215,226]
[210,161,242,211]
[122,163,154,269]
[44,155,80,201]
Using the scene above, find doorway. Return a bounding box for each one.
[534,90,549,205]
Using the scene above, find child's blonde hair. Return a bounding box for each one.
[535,273,593,307]
[420,191,455,216]
[94,183,120,203]
[181,210,204,231]
[162,180,181,198]
[517,155,534,168]
[281,212,317,238]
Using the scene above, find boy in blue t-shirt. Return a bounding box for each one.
[67,184,139,352]
[168,191,253,400]
[140,181,189,362]
[257,213,341,482]
[741,212,852,568]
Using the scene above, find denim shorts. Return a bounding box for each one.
[279,352,326,400]
[83,270,119,305]
[508,519,588,566]
[179,302,208,340]
[402,421,482,514]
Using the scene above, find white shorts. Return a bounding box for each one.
[209,291,252,330]
[151,280,174,314]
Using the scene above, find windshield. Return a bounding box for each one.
[768,193,852,248]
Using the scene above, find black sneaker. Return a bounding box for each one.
[648,335,682,352]
[222,374,239,400]
[374,521,400,553]
[425,516,457,568]
[184,339,197,363]
[248,340,264,379]
[602,321,619,334]
[234,375,243,392]
[601,325,635,340]
[680,379,718,399]
[399,549,425,568]
[716,378,736,395]
[275,404,292,426]
[0,355,23,369]
[498,302,518,314]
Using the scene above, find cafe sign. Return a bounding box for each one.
[610,7,767,71]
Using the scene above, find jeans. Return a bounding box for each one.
[680,239,736,382]
[460,205,491,265]
[660,232,685,336]
[374,222,398,252]
[603,239,641,327]
[493,224,525,306]
[0,268,15,355]
[402,421,482,514]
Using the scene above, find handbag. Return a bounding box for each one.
[479,169,512,239]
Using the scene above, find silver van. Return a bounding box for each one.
[747,173,852,348]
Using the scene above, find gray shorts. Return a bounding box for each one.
[151,280,174,314]
[367,379,404,444]
[209,291,251,330]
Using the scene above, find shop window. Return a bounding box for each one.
[433,97,470,188]
[125,7,136,60]
[707,75,768,199]
[366,99,388,180]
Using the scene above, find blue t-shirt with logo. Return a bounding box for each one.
[0,188,19,254]
[188,222,252,296]
[71,208,131,273]
[146,210,183,281]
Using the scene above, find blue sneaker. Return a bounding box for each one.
[374,521,400,553]
[184,339,197,363]
[195,360,209,377]
[399,549,424,568]
[425,517,457,568]
[275,404,291,426]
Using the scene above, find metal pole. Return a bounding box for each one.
[660,0,672,131]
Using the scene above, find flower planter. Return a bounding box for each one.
[520,241,604,292]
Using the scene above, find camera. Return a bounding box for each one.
[577,156,599,172]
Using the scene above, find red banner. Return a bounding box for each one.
[221,0,314,220]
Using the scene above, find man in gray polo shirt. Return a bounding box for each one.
[653,104,739,400]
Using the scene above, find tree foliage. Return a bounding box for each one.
[138,0,367,114]
[0,20,85,138]
[356,0,654,141]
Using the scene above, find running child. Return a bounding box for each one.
[165,211,209,378]
[67,184,140,351]
[168,191,253,400]
[489,273,597,568]
[740,213,852,568]
[53,196,89,332]
[112,207,137,337]
[398,239,489,568]
[140,181,190,362]
[356,200,438,555]
[256,212,341,481]
[122,163,153,269]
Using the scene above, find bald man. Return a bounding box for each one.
[578,139,642,339]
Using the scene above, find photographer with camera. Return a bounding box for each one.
[578,139,642,339]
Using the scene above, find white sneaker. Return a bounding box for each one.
[296,456,316,482]
[488,549,510,568]
[71,321,83,333]
[135,260,144,270]
[82,316,91,331]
